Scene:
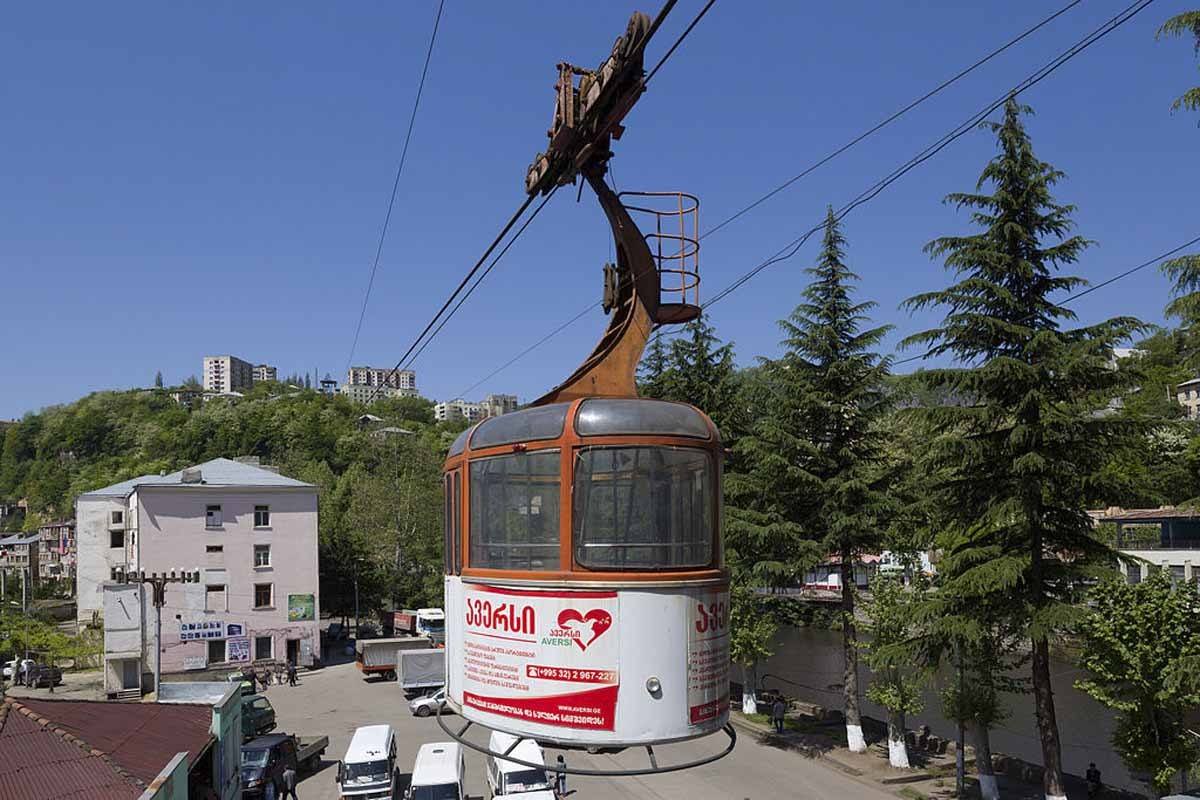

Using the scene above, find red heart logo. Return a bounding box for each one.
[556,608,613,651]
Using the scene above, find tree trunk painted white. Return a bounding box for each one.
[887,711,910,769]
[846,724,866,753]
[973,723,999,800]
[742,661,758,715]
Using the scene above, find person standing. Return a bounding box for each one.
[287,660,298,687]
[771,697,787,734]
[1085,763,1102,798]
[281,765,298,799]
[555,754,567,797]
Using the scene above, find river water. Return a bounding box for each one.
[734,626,1136,791]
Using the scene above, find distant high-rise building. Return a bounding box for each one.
[253,364,277,382]
[482,394,519,417]
[434,394,518,423]
[339,383,401,405]
[203,355,254,394]
[347,366,417,394]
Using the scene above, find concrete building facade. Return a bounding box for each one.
[434,394,519,422]
[347,366,417,392]
[203,355,254,394]
[1177,377,1200,420]
[338,382,418,404]
[252,364,277,383]
[36,519,74,581]
[76,459,320,674]
[1093,506,1200,585]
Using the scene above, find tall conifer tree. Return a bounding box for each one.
[902,98,1141,800]
[784,207,892,752]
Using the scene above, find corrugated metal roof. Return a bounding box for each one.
[11,697,212,784]
[0,533,41,546]
[1094,506,1200,522]
[80,456,312,497]
[0,701,144,800]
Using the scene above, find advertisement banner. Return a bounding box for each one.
[227,637,251,663]
[461,584,619,731]
[288,594,315,622]
[687,589,730,726]
[180,620,226,642]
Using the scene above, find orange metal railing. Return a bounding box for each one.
[618,191,700,317]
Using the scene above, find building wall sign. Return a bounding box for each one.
[180,620,245,641]
[288,594,315,622]
[227,637,251,663]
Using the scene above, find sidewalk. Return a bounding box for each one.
[729,710,1144,800]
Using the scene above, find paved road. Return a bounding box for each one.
[266,661,898,800]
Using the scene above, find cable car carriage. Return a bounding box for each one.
[437,6,734,777]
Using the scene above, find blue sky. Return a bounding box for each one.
[1,1,1197,419]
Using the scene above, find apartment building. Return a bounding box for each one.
[346,366,417,393]
[252,364,277,383]
[338,383,402,405]
[1177,377,1200,420]
[203,355,254,394]
[434,394,519,423]
[0,532,39,583]
[36,518,74,581]
[1092,506,1200,585]
[75,458,320,673]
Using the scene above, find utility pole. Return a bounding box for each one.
[20,566,27,614]
[116,568,199,697]
[956,643,965,798]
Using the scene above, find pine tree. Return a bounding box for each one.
[666,315,738,432]
[902,98,1142,800]
[304,373,312,390]
[779,207,893,752]
[636,334,671,398]
[154,371,164,389]
[1157,10,1200,117]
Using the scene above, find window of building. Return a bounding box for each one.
[206,505,222,528]
[206,545,223,553]
[206,584,227,611]
[207,639,226,664]
[109,530,125,549]
[573,446,714,570]
[254,636,273,661]
[470,451,561,570]
[254,506,270,528]
[1171,564,1186,584]
[111,510,124,525]
[254,583,273,608]
[1126,562,1142,584]
[254,544,270,567]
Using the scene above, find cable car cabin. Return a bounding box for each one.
[442,397,729,747]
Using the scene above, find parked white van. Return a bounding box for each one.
[405,742,465,800]
[485,732,555,800]
[337,724,397,799]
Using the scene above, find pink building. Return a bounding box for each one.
[77,458,320,678]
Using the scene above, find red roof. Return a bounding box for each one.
[0,697,213,798]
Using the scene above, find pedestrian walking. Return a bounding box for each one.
[287,660,298,687]
[281,765,298,799]
[771,697,786,734]
[1085,762,1102,799]
[555,754,567,797]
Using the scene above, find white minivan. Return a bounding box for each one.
[405,742,465,800]
[337,724,397,799]
[485,732,555,800]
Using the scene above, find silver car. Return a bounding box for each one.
[408,687,450,718]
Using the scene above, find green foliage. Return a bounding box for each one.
[0,612,96,667]
[1076,571,1200,795]
[728,582,776,669]
[862,577,926,716]
[1157,10,1200,116]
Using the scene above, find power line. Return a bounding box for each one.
[702,0,1085,241]
[365,0,715,401]
[346,0,447,375]
[454,0,1157,394]
[893,233,1200,367]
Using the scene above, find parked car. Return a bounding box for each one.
[485,732,555,800]
[408,687,450,718]
[2,658,33,680]
[241,733,328,799]
[404,742,465,800]
[227,670,258,696]
[324,622,347,642]
[17,663,62,687]
[242,694,277,739]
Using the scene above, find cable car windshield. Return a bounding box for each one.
[470,451,561,570]
[573,446,712,569]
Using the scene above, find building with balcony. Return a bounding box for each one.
[203,355,254,394]
[252,364,277,383]
[0,532,39,585]
[36,519,74,581]
[338,382,406,405]
[434,394,519,423]
[346,366,417,393]
[75,458,320,674]
[1092,506,1200,584]
[1177,378,1200,420]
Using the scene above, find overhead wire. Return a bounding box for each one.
[702,0,1085,241]
[366,0,716,402]
[453,0,1158,393]
[346,0,448,374]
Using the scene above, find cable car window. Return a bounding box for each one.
[470,403,570,449]
[449,427,472,456]
[574,446,713,569]
[575,398,711,439]
[470,451,561,570]
[452,471,463,574]
[443,476,452,574]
